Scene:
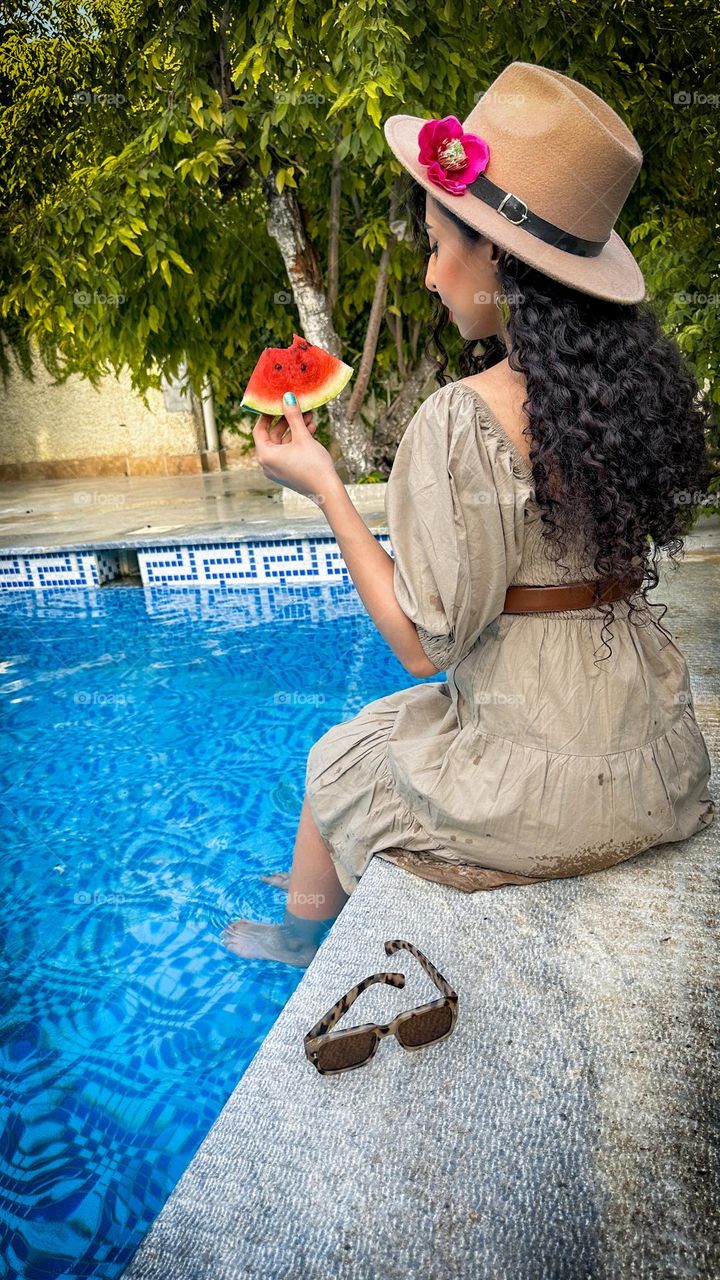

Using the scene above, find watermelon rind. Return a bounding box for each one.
[240,338,354,416]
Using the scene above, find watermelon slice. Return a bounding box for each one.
[240,334,354,415]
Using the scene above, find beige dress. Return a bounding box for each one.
[305,381,715,895]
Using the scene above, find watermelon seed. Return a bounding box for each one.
[274,362,283,370]
[300,363,307,372]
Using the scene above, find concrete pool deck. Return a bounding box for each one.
[1,471,716,557]
[119,540,720,1279]
[0,469,388,554]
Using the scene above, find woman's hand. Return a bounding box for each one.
[252,394,340,505]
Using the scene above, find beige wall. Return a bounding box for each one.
[0,344,208,478]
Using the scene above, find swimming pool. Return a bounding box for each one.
[0,581,431,1279]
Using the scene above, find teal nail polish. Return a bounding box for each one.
[283,391,297,405]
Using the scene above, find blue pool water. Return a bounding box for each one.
[0,582,433,1279]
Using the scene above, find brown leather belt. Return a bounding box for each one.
[503,575,642,613]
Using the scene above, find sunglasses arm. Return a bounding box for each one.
[304,971,406,1043]
[384,939,457,999]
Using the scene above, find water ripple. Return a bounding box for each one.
[0,582,414,1279]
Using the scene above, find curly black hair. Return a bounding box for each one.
[401,174,715,664]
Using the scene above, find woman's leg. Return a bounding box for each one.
[284,793,351,919]
[221,792,349,966]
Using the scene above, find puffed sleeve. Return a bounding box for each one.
[385,381,529,672]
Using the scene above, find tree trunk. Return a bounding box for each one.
[346,177,405,425]
[346,246,390,422]
[261,164,437,481]
[369,352,439,473]
[262,170,370,478]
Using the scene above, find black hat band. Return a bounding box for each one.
[466,171,609,258]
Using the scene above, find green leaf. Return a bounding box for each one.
[286,0,296,40]
[336,133,352,160]
[167,249,193,274]
[232,47,257,80]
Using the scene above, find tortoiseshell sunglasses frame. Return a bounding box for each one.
[304,939,459,1075]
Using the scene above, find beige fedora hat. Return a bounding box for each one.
[383,61,646,304]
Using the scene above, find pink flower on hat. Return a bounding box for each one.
[418,115,490,195]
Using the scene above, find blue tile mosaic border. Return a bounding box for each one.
[0,538,393,592]
[97,551,121,584]
[137,537,394,588]
[0,550,120,591]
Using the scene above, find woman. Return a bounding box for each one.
[223,62,715,967]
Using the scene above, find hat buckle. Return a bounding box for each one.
[496,192,529,226]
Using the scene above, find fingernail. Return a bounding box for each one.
[283,391,297,405]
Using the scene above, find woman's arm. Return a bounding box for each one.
[318,479,440,678]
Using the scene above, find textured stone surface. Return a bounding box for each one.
[122,545,719,1280]
[0,470,388,554]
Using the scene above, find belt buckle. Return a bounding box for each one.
[497,192,529,226]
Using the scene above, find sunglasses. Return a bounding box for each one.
[304,939,459,1075]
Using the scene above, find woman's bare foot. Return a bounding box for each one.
[258,871,291,893]
[221,918,318,968]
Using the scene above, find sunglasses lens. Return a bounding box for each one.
[315,1030,377,1072]
[396,1004,454,1048]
